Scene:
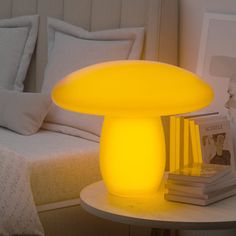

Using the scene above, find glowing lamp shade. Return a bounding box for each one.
[52,60,214,197]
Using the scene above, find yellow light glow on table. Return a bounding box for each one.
[52,60,214,197]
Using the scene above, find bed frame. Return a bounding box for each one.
[0,0,178,235]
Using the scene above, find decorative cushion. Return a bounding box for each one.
[0,148,44,236]
[0,88,52,135]
[0,15,39,91]
[41,17,144,136]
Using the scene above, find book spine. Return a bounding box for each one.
[167,189,209,199]
[162,116,170,171]
[179,117,185,168]
[183,118,189,167]
[164,193,206,205]
[175,117,181,170]
[165,183,205,195]
[189,120,199,164]
[195,124,203,163]
[169,116,176,172]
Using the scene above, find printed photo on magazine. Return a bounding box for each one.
[199,118,235,170]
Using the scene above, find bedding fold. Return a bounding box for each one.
[0,148,44,235]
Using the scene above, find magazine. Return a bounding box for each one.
[166,172,236,194]
[168,112,220,170]
[168,113,234,171]
[167,163,231,183]
[165,186,236,206]
[166,175,236,195]
[167,183,236,200]
[198,118,235,170]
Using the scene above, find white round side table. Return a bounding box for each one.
[80,181,236,231]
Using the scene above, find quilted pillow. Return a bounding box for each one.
[0,15,39,91]
[41,17,144,137]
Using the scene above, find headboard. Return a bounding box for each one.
[0,0,178,92]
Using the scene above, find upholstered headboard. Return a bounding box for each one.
[0,0,178,92]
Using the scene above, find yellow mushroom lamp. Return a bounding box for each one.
[52,60,214,197]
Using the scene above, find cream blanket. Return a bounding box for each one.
[0,148,44,236]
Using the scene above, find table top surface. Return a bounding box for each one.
[80,181,236,230]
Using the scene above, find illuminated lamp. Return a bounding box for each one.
[52,60,214,197]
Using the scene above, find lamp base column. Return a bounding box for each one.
[100,116,166,197]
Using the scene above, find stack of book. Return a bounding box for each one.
[165,163,236,205]
[168,112,235,172]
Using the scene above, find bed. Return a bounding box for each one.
[0,0,178,235]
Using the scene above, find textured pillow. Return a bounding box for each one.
[0,15,39,91]
[42,17,144,136]
[0,88,52,135]
[0,148,44,236]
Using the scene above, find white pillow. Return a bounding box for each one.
[0,15,39,91]
[42,17,144,136]
[0,148,44,236]
[0,88,52,135]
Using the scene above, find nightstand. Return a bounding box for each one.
[80,181,236,235]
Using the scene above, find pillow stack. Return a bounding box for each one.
[0,15,49,135]
[0,16,145,137]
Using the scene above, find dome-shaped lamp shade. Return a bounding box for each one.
[52,60,214,197]
[52,60,213,117]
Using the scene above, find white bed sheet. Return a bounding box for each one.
[0,127,101,205]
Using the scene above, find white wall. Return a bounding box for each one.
[179,2,236,236]
[179,0,236,72]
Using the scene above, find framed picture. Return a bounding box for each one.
[199,118,235,170]
[196,13,236,117]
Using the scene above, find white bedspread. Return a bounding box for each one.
[0,148,44,236]
[0,127,101,205]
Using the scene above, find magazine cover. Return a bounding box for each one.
[199,118,235,170]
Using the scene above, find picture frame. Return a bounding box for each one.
[196,13,236,116]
